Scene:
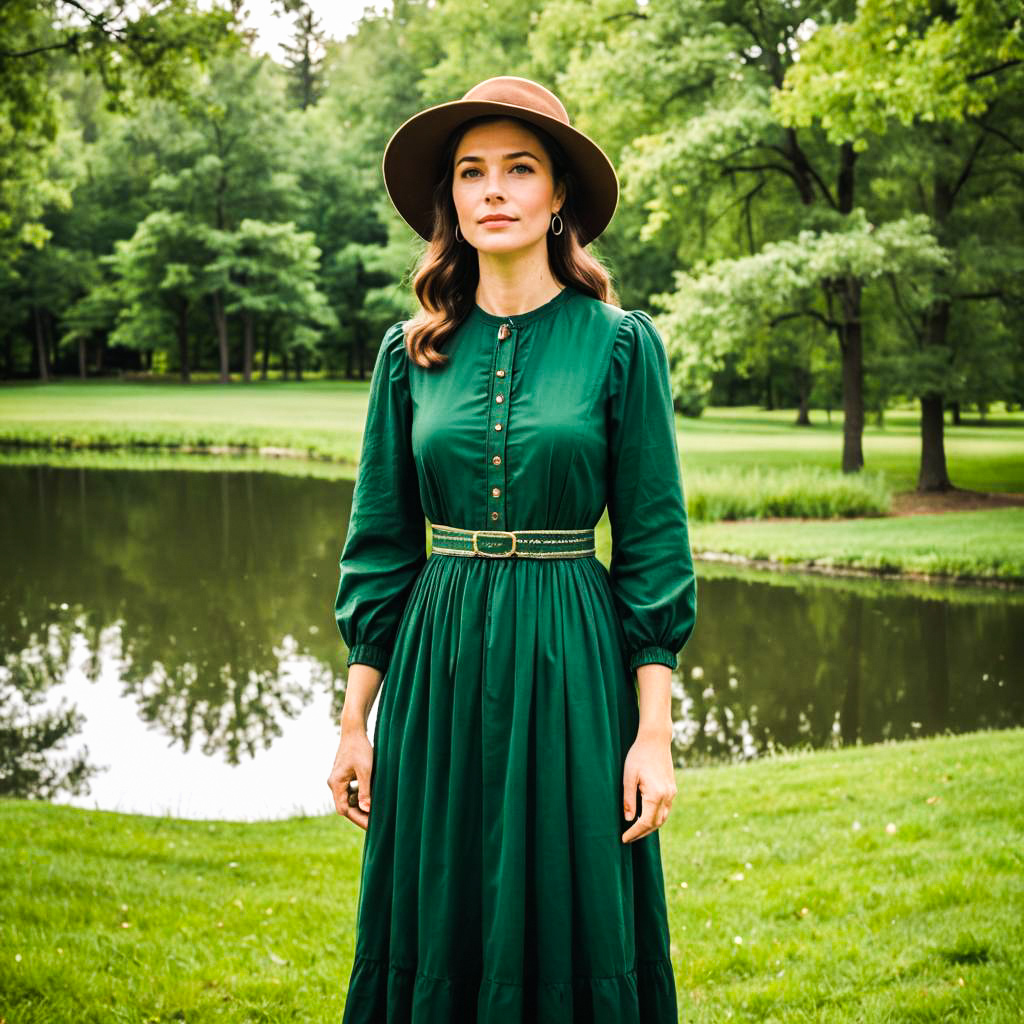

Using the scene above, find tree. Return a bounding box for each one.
[0,0,235,274]
[535,0,907,472]
[773,0,1024,490]
[142,50,297,379]
[276,0,327,110]
[652,211,949,425]
[106,210,215,381]
[210,218,336,381]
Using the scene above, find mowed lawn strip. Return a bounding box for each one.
[690,508,1024,582]
[1,728,1022,1022]
[2,382,1022,494]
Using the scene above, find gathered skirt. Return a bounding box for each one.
[340,552,679,1023]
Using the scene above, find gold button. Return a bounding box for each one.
[490,511,499,521]
[491,487,501,497]
[495,394,504,404]
[496,369,505,378]
[494,423,502,431]
[492,455,501,465]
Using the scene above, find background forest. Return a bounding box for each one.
[2,0,1022,490]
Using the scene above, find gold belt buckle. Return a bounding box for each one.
[471,529,517,558]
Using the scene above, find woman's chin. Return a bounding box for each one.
[470,233,547,258]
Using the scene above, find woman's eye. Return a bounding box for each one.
[510,163,533,174]
[460,167,482,178]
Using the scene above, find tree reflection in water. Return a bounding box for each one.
[1,463,1021,810]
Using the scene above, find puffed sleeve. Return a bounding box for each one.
[606,310,697,673]
[333,322,427,674]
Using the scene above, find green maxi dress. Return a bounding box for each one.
[334,284,697,1024]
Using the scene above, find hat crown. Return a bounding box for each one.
[460,76,570,127]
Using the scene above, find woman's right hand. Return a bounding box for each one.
[327,726,374,830]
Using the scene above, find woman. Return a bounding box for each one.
[327,76,697,1023]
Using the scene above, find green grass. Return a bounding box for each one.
[0,379,370,465]
[2,729,1022,1021]
[2,382,1022,493]
[692,508,1024,582]
[686,466,892,520]
[680,406,1024,495]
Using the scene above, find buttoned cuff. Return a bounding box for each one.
[629,646,677,672]
[346,643,390,673]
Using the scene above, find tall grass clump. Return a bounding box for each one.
[686,466,892,521]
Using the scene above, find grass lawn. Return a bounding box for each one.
[680,407,1024,495]
[691,508,1024,582]
[2,381,1022,493]
[2,728,1022,1022]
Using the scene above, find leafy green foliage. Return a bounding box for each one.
[774,0,1024,148]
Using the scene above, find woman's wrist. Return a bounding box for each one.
[635,662,673,741]
[341,708,369,735]
[636,720,673,744]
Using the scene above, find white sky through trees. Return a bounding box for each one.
[240,0,390,60]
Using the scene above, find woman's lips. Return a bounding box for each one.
[479,216,515,226]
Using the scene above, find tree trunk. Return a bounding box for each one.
[950,400,961,425]
[917,393,952,491]
[78,337,87,379]
[260,322,270,380]
[43,309,56,376]
[835,275,865,473]
[832,145,863,471]
[795,367,812,426]
[295,348,304,382]
[915,168,956,492]
[177,303,191,384]
[243,310,254,383]
[211,291,230,382]
[33,306,49,381]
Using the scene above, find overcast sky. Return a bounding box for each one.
[241,0,390,60]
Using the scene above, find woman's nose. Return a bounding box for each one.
[484,171,505,202]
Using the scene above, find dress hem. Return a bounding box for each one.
[348,950,676,989]
[340,950,679,1023]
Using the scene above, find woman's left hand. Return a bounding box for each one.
[621,729,677,844]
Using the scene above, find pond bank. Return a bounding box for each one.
[691,508,1024,585]
[2,728,1021,1022]
[3,386,1022,585]
[4,439,1022,585]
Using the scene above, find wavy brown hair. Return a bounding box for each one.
[402,115,618,368]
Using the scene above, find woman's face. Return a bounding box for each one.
[451,118,566,257]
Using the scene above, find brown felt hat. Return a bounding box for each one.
[382,76,619,247]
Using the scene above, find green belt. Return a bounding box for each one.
[429,523,596,559]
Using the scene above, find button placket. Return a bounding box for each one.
[487,319,516,526]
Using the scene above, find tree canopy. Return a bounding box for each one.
[1,0,1021,490]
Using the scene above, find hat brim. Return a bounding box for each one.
[382,99,619,248]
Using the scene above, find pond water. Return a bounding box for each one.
[1,461,1021,820]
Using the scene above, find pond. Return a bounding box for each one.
[1,461,1021,820]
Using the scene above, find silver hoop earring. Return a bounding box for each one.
[550,212,564,236]
[455,224,464,243]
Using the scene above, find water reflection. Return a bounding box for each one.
[1,462,349,817]
[0,461,1021,818]
[670,566,1022,765]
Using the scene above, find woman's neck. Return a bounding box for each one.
[475,245,563,318]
